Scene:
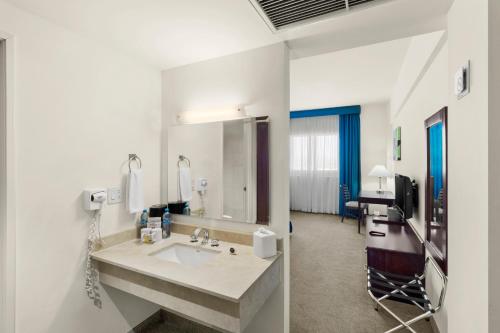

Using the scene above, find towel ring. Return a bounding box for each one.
[128,154,142,172]
[177,155,191,168]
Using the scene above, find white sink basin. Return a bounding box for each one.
[151,243,220,268]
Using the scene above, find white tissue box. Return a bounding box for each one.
[253,227,277,258]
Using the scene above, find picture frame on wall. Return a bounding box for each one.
[393,126,401,161]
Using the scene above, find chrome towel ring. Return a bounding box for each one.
[128,154,142,172]
[177,155,191,168]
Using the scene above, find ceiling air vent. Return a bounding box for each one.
[249,0,382,32]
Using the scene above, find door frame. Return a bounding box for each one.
[0,31,16,333]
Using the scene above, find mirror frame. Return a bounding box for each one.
[425,106,448,275]
[255,116,270,224]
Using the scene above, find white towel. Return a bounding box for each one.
[179,166,193,201]
[127,169,144,214]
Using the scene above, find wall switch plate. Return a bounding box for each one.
[455,60,470,99]
[107,187,122,204]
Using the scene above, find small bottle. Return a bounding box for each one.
[183,202,191,216]
[140,209,148,229]
[162,208,171,239]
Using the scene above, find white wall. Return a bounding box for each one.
[389,37,449,332]
[290,38,410,110]
[0,1,162,332]
[489,1,500,332]
[389,41,448,237]
[389,1,493,331]
[360,103,390,191]
[0,37,9,333]
[447,0,489,332]
[390,31,446,117]
[162,43,290,333]
[360,103,390,214]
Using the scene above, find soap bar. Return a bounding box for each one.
[141,228,152,243]
[253,227,277,259]
[141,227,162,244]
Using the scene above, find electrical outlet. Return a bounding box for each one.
[107,187,122,204]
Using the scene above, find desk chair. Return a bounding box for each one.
[367,256,447,333]
[340,184,368,223]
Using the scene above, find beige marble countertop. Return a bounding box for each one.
[91,233,281,302]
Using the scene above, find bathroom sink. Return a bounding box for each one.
[151,243,219,267]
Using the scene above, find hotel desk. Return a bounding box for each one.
[357,190,395,233]
[366,216,425,277]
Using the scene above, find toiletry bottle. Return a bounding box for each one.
[140,209,148,229]
[162,208,171,239]
[183,202,191,216]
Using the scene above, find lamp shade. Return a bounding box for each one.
[369,165,391,178]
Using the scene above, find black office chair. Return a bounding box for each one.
[340,184,367,223]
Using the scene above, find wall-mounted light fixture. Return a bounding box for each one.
[176,105,246,124]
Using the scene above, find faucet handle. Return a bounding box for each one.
[193,227,201,238]
[201,229,209,245]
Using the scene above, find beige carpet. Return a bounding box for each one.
[290,211,434,333]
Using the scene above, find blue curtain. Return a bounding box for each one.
[339,113,361,215]
[429,123,443,199]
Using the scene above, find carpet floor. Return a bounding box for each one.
[290,211,434,333]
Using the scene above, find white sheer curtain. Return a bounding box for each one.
[290,115,339,214]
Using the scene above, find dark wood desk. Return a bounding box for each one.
[357,190,395,233]
[366,216,425,276]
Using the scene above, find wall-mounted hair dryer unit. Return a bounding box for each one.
[83,188,107,211]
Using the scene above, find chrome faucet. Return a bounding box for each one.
[192,227,209,245]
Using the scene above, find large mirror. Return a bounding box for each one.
[425,107,448,275]
[167,117,269,225]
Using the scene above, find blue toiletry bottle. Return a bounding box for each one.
[162,208,171,239]
[140,209,148,229]
[183,202,191,216]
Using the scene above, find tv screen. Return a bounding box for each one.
[395,174,413,219]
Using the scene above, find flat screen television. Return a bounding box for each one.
[395,174,414,219]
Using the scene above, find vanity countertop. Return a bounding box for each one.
[91,233,281,302]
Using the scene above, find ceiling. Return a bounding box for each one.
[4,0,453,69]
[290,37,411,109]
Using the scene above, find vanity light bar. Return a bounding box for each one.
[176,105,247,125]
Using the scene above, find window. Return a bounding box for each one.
[290,134,338,172]
[290,115,340,214]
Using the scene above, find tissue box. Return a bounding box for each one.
[253,228,277,258]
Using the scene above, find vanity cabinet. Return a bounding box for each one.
[92,233,282,333]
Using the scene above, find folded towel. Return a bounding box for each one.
[179,166,193,201]
[127,169,144,214]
